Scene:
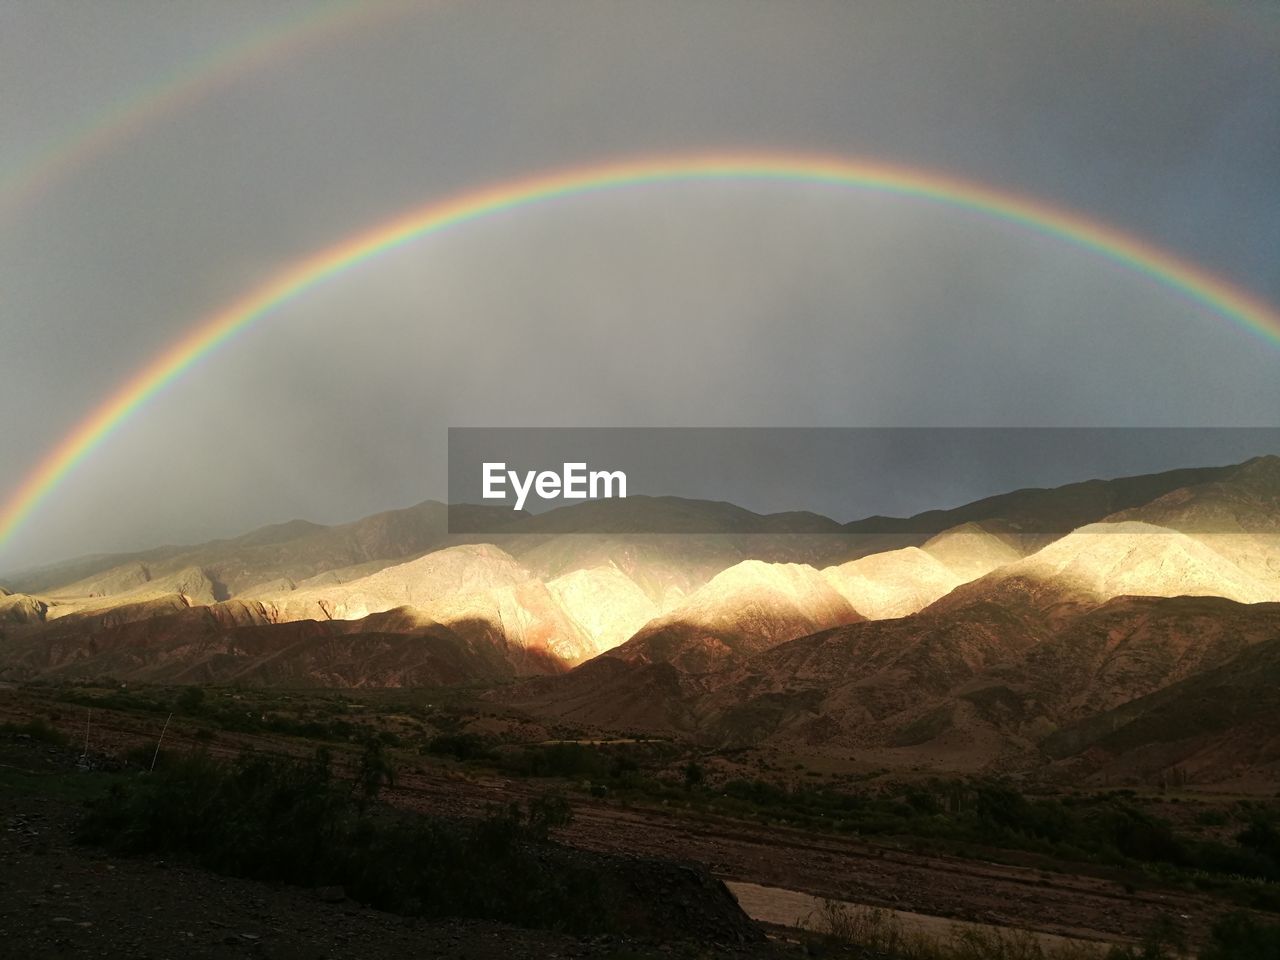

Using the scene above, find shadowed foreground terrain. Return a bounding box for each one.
[4,685,1280,958]
[0,732,789,960]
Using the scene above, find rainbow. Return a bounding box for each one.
[0,0,408,216]
[4,0,1276,221]
[3,151,1279,554]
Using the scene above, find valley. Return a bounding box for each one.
[3,455,1280,952]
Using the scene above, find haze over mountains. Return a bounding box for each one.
[2,455,1278,786]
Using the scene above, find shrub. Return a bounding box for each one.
[0,718,69,746]
[77,748,613,933]
[1200,912,1280,960]
[425,731,493,762]
[175,686,205,714]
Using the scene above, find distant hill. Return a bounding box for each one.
[15,458,1261,601]
[843,460,1249,540]
[5,501,515,598]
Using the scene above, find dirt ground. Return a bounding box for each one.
[0,687,1265,953]
[391,766,1223,948]
[0,734,829,960]
[1,786,825,960]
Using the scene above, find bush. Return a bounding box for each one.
[122,744,177,772]
[1238,818,1280,866]
[0,718,69,746]
[502,742,614,779]
[175,686,205,714]
[425,732,493,762]
[1200,912,1280,960]
[77,748,613,933]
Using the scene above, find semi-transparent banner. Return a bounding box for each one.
[447,427,1280,534]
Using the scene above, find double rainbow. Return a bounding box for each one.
[3,152,1278,553]
[0,0,408,216]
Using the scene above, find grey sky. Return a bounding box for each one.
[2,1,1279,569]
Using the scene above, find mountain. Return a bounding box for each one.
[4,501,516,599]
[10,455,1272,604]
[0,549,662,680]
[49,565,226,617]
[5,452,1280,787]
[822,546,962,619]
[495,655,706,734]
[1105,455,1280,534]
[696,599,1049,753]
[1042,623,1280,786]
[606,560,865,674]
[930,521,1280,618]
[1104,454,1280,586]
[686,513,1280,762]
[0,592,47,626]
[918,522,1025,580]
[501,465,1280,781]
[818,522,1026,624]
[1009,595,1280,726]
[245,546,658,664]
[841,459,1249,540]
[605,594,1280,778]
[0,602,561,687]
[544,565,663,652]
[246,544,533,622]
[492,495,846,535]
[853,595,1280,774]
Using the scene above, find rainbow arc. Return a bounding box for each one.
[2,152,1278,552]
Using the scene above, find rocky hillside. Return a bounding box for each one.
[608,560,865,673]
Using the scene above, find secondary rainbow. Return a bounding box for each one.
[0,0,409,216]
[3,151,1279,553]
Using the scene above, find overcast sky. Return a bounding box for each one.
[2,0,1279,570]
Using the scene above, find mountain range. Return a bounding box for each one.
[2,454,1278,787]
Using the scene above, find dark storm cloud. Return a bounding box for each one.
[1,0,1278,569]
